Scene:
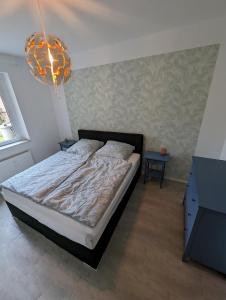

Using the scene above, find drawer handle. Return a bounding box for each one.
[188,213,192,216]
[192,198,196,202]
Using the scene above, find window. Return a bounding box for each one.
[0,73,29,147]
[0,96,16,144]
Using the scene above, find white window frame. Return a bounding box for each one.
[0,72,29,147]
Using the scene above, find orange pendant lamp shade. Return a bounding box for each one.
[25,32,71,86]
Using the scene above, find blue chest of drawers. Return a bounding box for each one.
[183,156,226,274]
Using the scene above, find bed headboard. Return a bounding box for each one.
[78,129,143,157]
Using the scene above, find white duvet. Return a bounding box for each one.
[41,155,131,227]
[1,153,131,228]
[1,151,89,201]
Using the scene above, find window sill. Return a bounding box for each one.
[0,139,31,151]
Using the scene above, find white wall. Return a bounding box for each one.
[220,139,226,160]
[51,85,72,141]
[71,18,225,70]
[196,43,226,158]
[0,54,60,163]
[60,17,226,161]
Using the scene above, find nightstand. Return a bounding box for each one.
[144,151,169,188]
[59,139,77,151]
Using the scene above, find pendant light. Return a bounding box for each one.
[25,0,71,86]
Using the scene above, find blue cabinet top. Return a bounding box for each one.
[144,151,169,162]
[193,156,226,214]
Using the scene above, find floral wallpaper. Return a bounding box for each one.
[65,45,219,181]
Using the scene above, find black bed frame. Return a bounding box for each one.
[5,129,143,269]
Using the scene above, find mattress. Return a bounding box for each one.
[2,153,140,250]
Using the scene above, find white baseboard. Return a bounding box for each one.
[165,176,187,183]
[141,170,187,184]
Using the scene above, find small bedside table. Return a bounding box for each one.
[59,139,77,151]
[144,151,169,188]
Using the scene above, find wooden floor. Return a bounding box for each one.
[0,180,226,300]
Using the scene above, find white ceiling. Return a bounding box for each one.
[0,0,226,56]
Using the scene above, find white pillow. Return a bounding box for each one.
[95,140,135,160]
[67,139,104,155]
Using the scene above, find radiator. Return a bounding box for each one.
[0,151,34,183]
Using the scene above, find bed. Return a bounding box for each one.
[1,129,143,268]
